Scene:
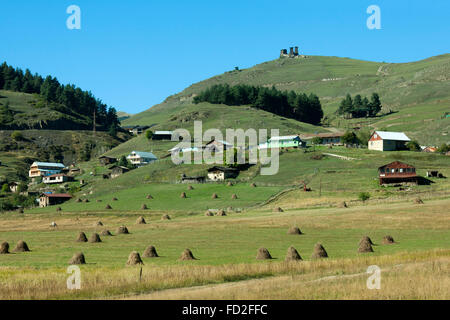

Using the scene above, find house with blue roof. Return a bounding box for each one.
[126,151,158,166]
[29,162,66,179]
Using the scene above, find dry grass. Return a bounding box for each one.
[0,249,447,300]
[124,253,450,300]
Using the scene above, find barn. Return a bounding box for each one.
[368,131,411,151]
[39,193,72,207]
[378,161,418,185]
[207,166,239,181]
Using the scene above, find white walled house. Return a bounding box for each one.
[43,174,74,184]
[368,131,411,151]
[126,151,158,166]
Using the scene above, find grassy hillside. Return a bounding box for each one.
[0,90,96,130]
[124,54,450,145]
[0,130,128,183]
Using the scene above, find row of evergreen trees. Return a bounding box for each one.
[337,93,382,118]
[0,62,119,130]
[193,84,324,125]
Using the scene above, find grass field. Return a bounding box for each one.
[0,196,448,299]
[123,54,450,145]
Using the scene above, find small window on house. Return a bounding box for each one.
[400,169,404,173]
[391,169,395,173]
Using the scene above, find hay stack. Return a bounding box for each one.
[383,235,395,244]
[105,204,112,210]
[205,211,214,217]
[101,230,112,236]
[126,251,144,265]
[311,243,328,259]
[187,185,194,190]
[13,240,30,252]
[338,201,348,208]
[180,192,187,199]
[136,216,146,224]
[285,246,302,261]
[358,238,374,253]
[211,193,218,199]
[83,199,89,203]
[146,194,153,199]
[141,204,148,210]
[89,233,102,243]
[76,198,82,203]
[96,221,103,226]
[143,245,159,258]
[0,242,9,254]
[112,197,118,201]
[68,252,85,265]
[56,207,62,212]
[227,181,233,187]
[250,183,257,188]
[231,194,238,200]
[76,232,88,242]
[256,247,272,260]
[287,226,302,235]
[161,214,171,220]
[359,236,373,246]
[18,208,24,214]
[117,226,129,234]
[414,198,424,204]
[180,248,196,260]
[216,210,226,216]
[274,207,284,213]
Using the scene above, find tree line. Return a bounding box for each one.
[0,62,119,131]
[337,93,382,118]
[193,84,324,125]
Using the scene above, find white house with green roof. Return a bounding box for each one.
[258,135,305,150]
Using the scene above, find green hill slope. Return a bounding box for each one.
[124,54,450,145]
[0,90,95,130]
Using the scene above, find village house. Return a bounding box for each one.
[131,126,150,135]
[421,146,437,153]
[126,151,158,166]
[68,167,81,176]
[368,131,411,151]
[169,146,199,154]
[152,131,173,140]
[122,125,150,135]
[258,135,306,149]
[109,165,130,179]
[204,139,233,153]
[39,193,72,207]
[180,174,206,184]
[28,162,66,179]
[8,182,19,193]
[43,174,74,184]
[207,166,239,181]
[98,156,117,166]
[378,161,418,185]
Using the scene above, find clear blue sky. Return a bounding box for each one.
[1,0,449,114]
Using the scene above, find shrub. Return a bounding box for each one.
[1,183,10,193]
[11,131,24,141]
[312,137,322,145]
[358,192,370,202]
[145,130,154,140]
[406,140,421,151]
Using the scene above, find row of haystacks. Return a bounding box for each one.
[0,240,30,254]
[69,247,196,265]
